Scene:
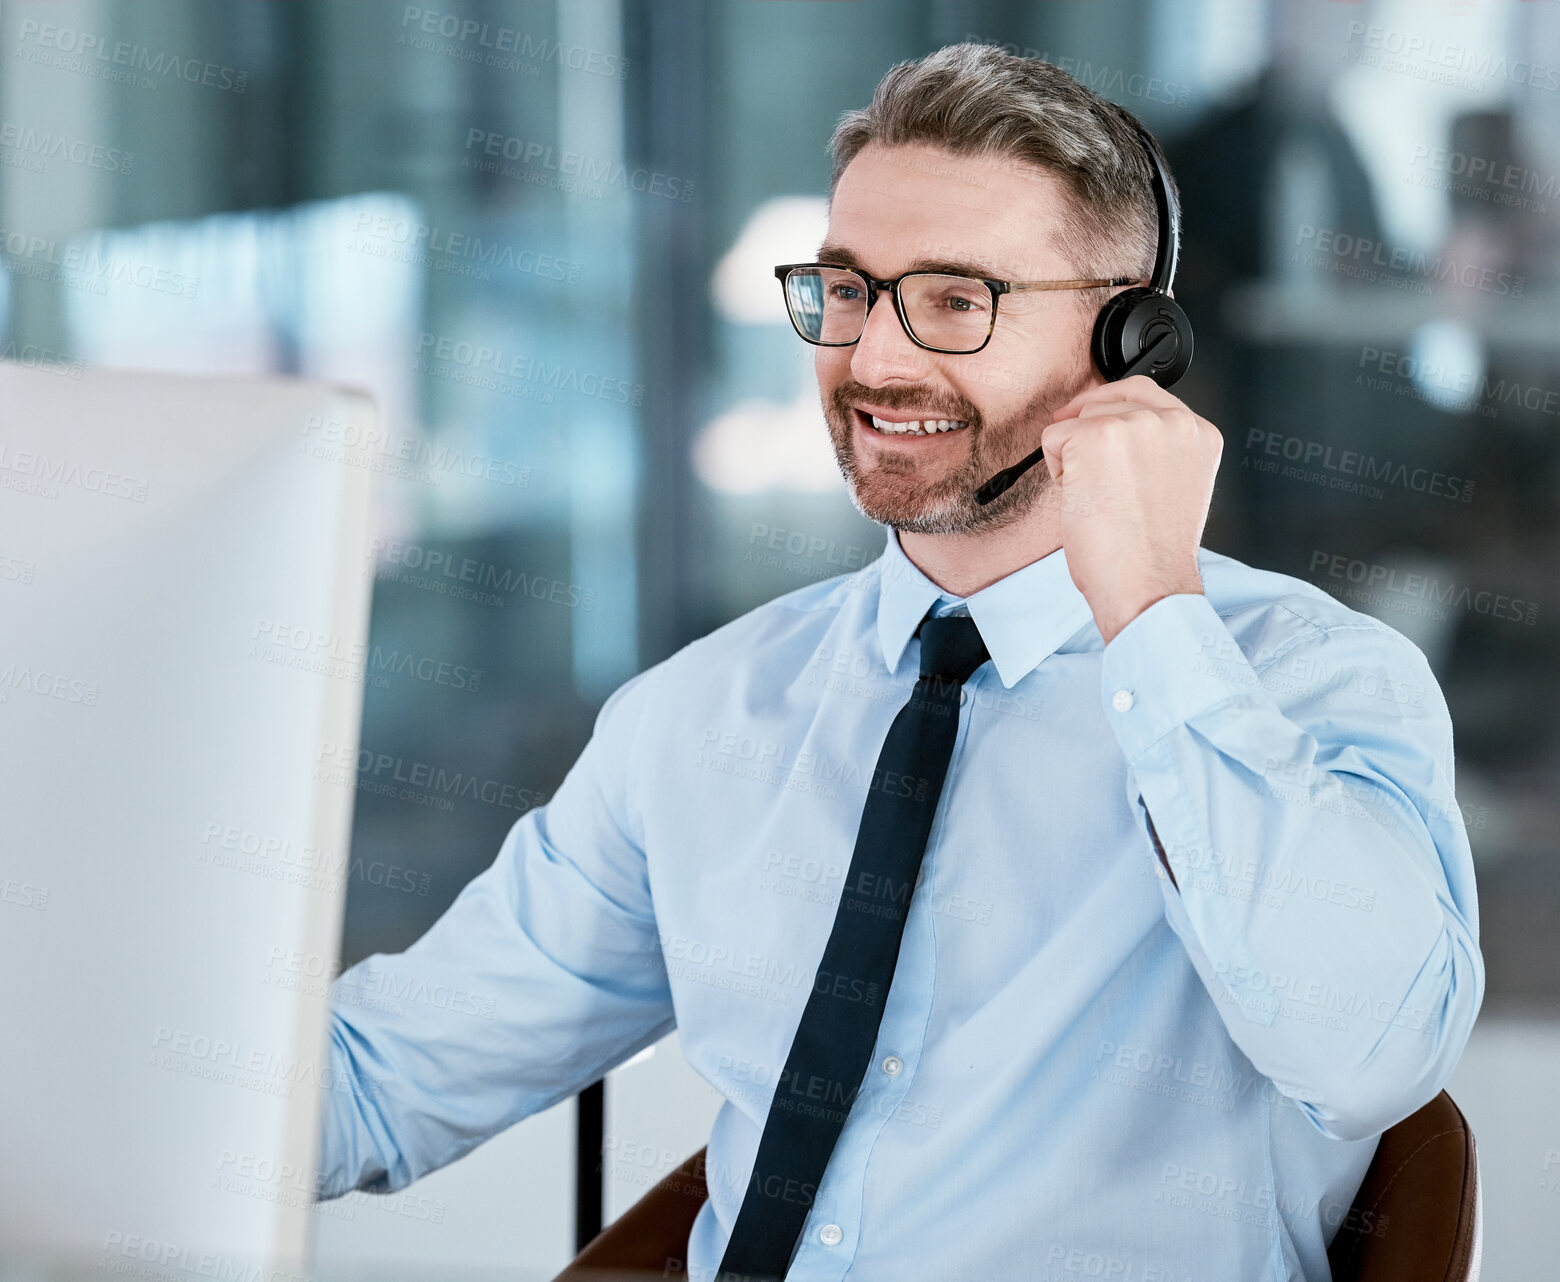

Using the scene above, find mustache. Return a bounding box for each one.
[832,384,981,427]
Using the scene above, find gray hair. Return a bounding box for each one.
[827,42,1177,290]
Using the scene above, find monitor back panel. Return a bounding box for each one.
[0,361,379,1272]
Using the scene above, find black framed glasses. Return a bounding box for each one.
[774,262,1137,355]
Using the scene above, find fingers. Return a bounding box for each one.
[1048,397,1087,425]
[1039,416,1076,481]
[1073,401,1157,420]
[1050,374,1183,424]
[1044,378,1213,481]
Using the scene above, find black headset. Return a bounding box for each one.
[973,119,1193,505]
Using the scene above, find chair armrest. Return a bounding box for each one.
[1327,1090,1480,1282]
[552,1146,710,1281]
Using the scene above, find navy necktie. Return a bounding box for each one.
[717,612,991,1281]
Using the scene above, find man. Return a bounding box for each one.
[317,44,1483,1282]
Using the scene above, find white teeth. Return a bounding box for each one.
[869,414,969,435]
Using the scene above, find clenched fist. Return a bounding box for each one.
[1040,375,1223,645]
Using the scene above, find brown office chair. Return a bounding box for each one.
[552,1090,1481,1282]
[1327,1090,1482,1282]
[555,1146,709,1281]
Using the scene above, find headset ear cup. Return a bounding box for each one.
[1091,287,1194,387]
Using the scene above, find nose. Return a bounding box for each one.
[849,287,934,387]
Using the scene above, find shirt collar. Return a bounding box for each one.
[874,527,1097,689]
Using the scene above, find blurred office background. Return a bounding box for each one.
[3,0,1557,1276]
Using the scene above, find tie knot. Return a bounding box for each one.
[916,614,989,685]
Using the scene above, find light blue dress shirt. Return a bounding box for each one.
[318,529,1483,1282]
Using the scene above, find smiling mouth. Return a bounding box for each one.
[854,408,971,437]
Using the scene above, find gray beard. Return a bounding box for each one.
[825,378,1072,535]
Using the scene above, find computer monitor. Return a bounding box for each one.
[0,360,378,1274]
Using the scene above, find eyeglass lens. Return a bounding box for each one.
[783,267,992,351]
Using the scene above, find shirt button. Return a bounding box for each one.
[1112,688,1135,713]
[881,1055,903,1076]
[819,1223,843,1246]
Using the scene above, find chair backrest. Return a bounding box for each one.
[553,1090,1481,1281]
[552,1147,708,1281]
[1328,1090,1481,1282]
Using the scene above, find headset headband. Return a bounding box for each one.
[1132,121,1178,296]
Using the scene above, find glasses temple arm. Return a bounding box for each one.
[1006,276,1140,293]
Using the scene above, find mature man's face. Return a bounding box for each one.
[816,141,1106,533]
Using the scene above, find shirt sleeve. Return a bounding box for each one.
[1099,591,1484,1143]
[315,666,675,1198]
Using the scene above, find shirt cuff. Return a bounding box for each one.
[1099,592,1263,761]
